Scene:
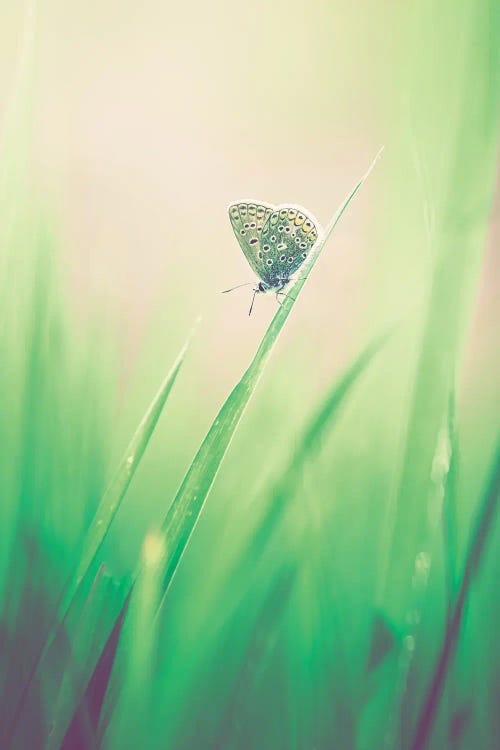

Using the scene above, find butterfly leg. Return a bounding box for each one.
[275,285,296,305]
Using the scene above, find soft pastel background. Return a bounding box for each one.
[0,1,498,749]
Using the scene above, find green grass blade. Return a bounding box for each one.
[172,563,296,749]
[100,531,167,748]
[208,565,296,749]
[159,149,384,600]
[291,334,387,459]
[60,587,131,750]
[6,326,194,747]
[240,333,388,570]
[65,324,195,609]
[410,436,500,750]
[61,589,133,750]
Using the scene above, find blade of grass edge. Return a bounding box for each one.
[240,331,389,572]
[158,147,384,605]
[410,436,500,750]
[98,530,167,748]
[65,321,198,609]
[6,323,196,745]
[60,588,132,750]
[208,564,297,750]
[189,328,385,748]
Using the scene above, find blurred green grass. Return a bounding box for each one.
[1,0,499,749]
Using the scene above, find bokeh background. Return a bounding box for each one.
[0,1,498,748]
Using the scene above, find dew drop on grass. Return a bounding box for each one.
[412,550,431,590]
[404,635,415,652]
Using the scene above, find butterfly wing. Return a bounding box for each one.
[228,201,274,279]
[259,205,321,287]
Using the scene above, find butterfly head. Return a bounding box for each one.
[248,280,269,315]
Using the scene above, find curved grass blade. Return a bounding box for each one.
[410,436,500,750]
[208,564,296,749]
[65,323,196,609]
[59,574,131,750]
[193,330,386,749]
[99,531,167,748]
[289,333,387,460]
[60,587,132,750]
[218,331,389,592]
[248,332,388,563]
[6,325,195,746]
[158,148,384,603]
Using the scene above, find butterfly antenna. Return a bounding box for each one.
[248,287,258,316]
[222,282,254,294]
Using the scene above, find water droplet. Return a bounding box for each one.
[404,635,415,652]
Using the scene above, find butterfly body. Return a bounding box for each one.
[227,200,321,313]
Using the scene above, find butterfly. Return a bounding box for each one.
[224,200,322,314]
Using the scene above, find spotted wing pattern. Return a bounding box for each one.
[229,201,320,289]
[258,206,319,288]
[228,201,273,278]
